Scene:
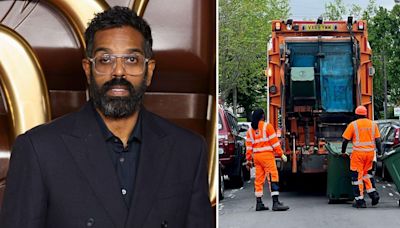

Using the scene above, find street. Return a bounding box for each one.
[219,170,400,228]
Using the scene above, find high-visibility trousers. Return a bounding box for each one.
[350,151,377,200]
[253,152,279,197]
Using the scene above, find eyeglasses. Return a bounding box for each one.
[88,53,149,76]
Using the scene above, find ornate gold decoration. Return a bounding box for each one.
[45,0,109,49]
[0,24,50,140]
[207,95,217,206]
[129,0,149,17]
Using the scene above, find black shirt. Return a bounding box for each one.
[93,106,142,207]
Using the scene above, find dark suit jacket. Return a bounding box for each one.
[0,102,212,228]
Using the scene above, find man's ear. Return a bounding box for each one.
[82,58,91,84]
[145,59,156,86]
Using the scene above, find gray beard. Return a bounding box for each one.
[89,72,147,119]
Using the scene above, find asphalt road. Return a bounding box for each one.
[219,170,400,228]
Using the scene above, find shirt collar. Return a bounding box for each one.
[92,102,142,143]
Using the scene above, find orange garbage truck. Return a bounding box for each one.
[267,18,374,174]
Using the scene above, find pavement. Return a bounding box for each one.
[219,170,400,228]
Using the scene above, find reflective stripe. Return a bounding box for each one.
[253,146,274,152]
[246,146,253,151]
[352,180,363,185]
[255,191,263,197]
[352,120,376,152]
[271,191,279,196]
[352,147,375,152]
[263,123,268,141]
[248,130,255,143]
[363,174,373,179]
[259,124,277,142]
[355,196,364,200]
[366,188,376,193]
[268,133,277,140]
[353,141,375,146]
[272,142,280,148]
[353,121,359,143]
[253,138,268,144]
[372,124,375,138]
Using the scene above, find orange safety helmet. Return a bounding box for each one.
[355,105,367,116]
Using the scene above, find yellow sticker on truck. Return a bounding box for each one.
[303,24,336,31]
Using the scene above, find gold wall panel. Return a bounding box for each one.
[130,0,149,17]
[0,0,216,208]
[0,24,50,140]
[45,0,110,48]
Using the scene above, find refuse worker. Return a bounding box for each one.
[245,108,289,211]
[342,105,382,208]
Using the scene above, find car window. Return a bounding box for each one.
[218,113,223,130]
[231,115,238,132]
[386,127,395,142]
[381,126,391,140]
[227,113,237,134]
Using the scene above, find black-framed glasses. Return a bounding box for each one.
[88,53,149,75]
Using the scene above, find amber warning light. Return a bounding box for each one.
[358,21,364,30]
[275,22,281,31]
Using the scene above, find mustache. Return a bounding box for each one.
[101,77,134,92]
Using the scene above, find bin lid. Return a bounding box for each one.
[325,141,353,155]
[381,146,400,160]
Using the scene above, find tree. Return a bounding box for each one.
[323,0,347,20]
[368,4,400,117]
[323,0,374,20]
[219,0,290,119]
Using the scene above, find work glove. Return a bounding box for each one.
[341,152,348,158]
[281,154,287,162]
[246,160,253,170]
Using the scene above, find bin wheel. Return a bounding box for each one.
[398,199,400,207]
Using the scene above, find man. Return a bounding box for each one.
[245,108,289,211]
[0,6,212,228]
[342,105,381,208]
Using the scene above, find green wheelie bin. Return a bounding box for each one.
[326,142,354,203]
[381,147,400,207]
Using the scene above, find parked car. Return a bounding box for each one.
[381,123,400,154]
[375,120,400,180]
[376,119,398,137]
[218,106,250,188]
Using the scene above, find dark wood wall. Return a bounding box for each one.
[0,0,215,210]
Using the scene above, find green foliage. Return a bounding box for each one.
[219,0,290,118]
[323,0,374,20]
[324,0,347,20]
[368,4,400,117]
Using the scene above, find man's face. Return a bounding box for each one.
[82,26,155,118]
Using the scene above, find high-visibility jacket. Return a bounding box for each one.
[342,118,380,153]
[246,121,283,161]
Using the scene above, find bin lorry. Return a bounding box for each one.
[267,18,374,174]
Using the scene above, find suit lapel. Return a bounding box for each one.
[125,109,174,228]
[61,103,127,228]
